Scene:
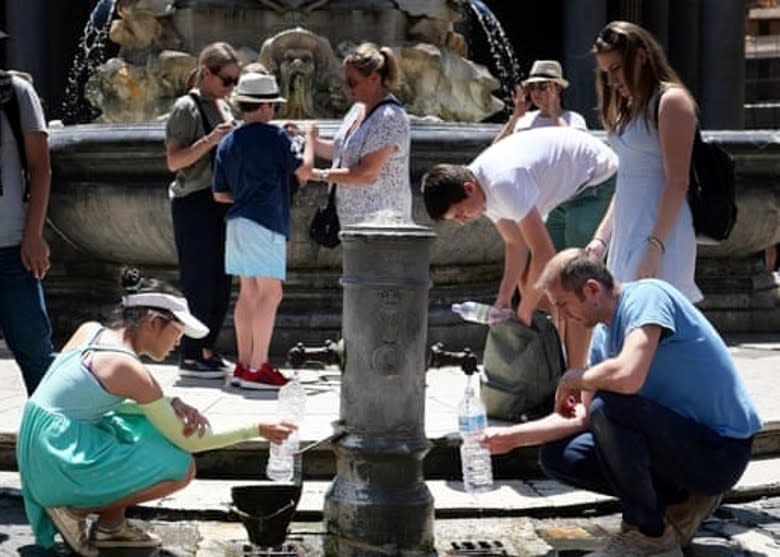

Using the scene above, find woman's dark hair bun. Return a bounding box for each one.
[120,267,143,293]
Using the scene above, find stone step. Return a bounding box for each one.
[1,456,778,521]
[3,421,780,481]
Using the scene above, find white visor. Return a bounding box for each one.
[122,293,209,339]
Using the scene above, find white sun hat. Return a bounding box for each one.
[122,293,209,339]
[232,73,287,104]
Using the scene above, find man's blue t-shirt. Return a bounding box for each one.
[589,279,762,439]
[212,121,302,238]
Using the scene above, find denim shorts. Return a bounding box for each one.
[545,174,616,251]
[225,217,286,280]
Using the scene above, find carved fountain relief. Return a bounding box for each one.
[86,0,505,123]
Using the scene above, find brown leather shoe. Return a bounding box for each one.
[665,492,723,547]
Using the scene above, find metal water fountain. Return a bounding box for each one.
[322,220,437,556]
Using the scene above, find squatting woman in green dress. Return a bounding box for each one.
[16,269,295,556]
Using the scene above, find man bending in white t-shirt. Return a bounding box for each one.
[421,126,618,367]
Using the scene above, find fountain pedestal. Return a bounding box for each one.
[323,222,436,556]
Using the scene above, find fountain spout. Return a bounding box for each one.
[287,339,345,371]
[427,342,479,375]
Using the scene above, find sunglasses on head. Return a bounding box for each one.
[210,68,239,87]
[596,27,628,50]
[527,82,551,92]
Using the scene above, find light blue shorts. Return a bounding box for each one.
[225,217,286,280]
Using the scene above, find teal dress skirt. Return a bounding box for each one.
[16,339,192,549]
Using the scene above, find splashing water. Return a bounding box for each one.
[467,0,522,118]
[60,0,118,124]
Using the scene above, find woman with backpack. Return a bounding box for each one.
[585,21,702,302]
[165,42,239,377]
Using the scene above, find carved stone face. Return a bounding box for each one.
[279,48,317,119]
[259,27,347,119]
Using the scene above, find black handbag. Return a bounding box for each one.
[309,185,341,248]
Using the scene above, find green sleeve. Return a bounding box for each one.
[114,399,146,415]
[114,396,176,415]
[139,398,259,453]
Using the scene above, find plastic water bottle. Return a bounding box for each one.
[451,301,514,326]
[457,373,494,493]
[266,372,306,482]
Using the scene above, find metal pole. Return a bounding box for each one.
[324,221,436,556]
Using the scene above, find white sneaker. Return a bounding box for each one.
[586,523,683,557]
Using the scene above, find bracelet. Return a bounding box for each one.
[646,235,666,254]
[592,237,608,249]
[316,169,330,181]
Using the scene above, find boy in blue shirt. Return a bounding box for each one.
[213,73,314,388]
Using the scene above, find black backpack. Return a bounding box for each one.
[687,128,738,244]
[653,92,737,244]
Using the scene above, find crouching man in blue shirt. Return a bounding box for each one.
[483,248,762,557]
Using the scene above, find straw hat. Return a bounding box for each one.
[233,73,286,104]
[522,60,569,89]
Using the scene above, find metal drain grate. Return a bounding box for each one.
[239,542,300,556]
[449,540,509,556]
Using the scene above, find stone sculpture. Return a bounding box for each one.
[83,0,504,122]
[258,27,347,120]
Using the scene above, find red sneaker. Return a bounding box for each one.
[240,362,289,390]
[230,363,248,386]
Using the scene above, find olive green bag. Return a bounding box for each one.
[480,311,565,422]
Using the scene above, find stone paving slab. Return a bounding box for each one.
[1,335,779,447]
[1,335,779,526]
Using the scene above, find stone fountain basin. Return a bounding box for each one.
[47,124,780,264]
[231,482,303,548]
[44,124,780,344]
[46,120,504,265]
[44,120,505,352]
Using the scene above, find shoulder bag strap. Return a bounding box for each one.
[188,91,214,136]
[362,97,401,127]
[330,97,403,200]
[188,91,217,166]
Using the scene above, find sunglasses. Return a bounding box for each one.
[527,82,551,92]
[596,27,628,50]
[210,68,239,87]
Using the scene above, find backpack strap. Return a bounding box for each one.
[188,91,216,166]
[6,80,28,176]
[1,78,29,198]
